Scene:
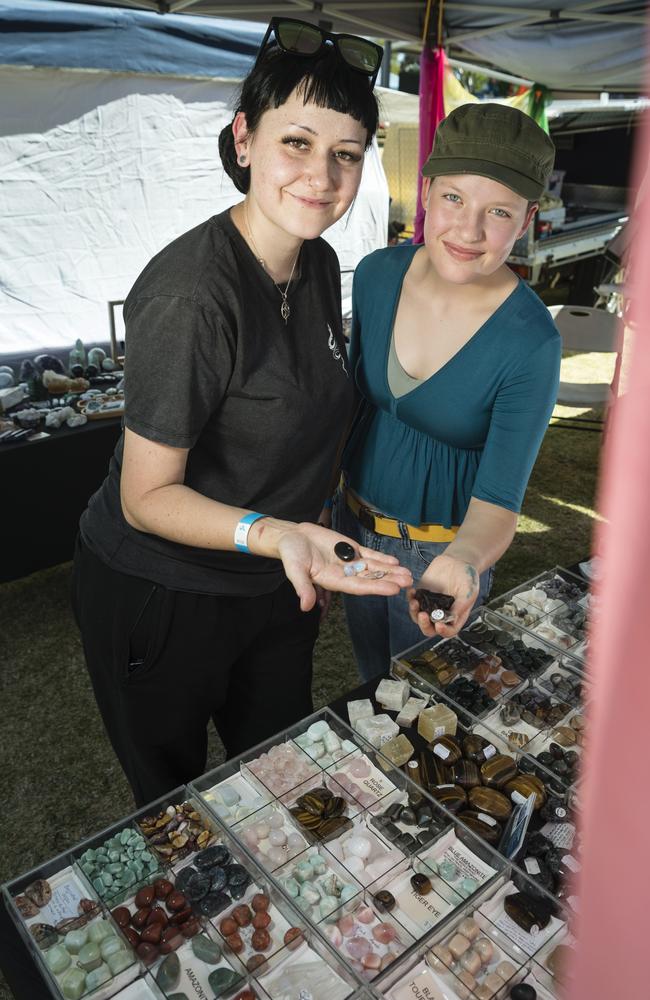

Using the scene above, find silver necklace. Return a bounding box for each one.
[244,204,300,324]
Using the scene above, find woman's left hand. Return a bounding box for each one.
[407,553,480,638]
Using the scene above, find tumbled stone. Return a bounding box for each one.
[24,879,52,908]
[480,754,518,788]
[504,892,552,933]
[410,873,432,895]
[503,774,547,810]
[468,786,512,821]
[191,933,222,964]
[374,890,395,912]
[209,967,243,998]
[456,810,502,845]
[157,952,181,992]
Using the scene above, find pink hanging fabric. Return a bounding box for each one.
[566,59,650,1000]
[413,46,446,244]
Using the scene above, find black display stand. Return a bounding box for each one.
[1,417,122,582]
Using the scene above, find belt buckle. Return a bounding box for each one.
[357,505,376,533]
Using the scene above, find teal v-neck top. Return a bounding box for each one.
[343,244,561,528]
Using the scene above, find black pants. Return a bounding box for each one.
[71,537,319,807]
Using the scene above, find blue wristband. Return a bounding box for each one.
[234,512,267,552]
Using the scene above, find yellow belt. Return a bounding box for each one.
[344,487,458,543]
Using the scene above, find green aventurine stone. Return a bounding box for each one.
[208,968,242,998]
[157,953,181,992]
[191,934,222,965]
[77,941,101,971]
[108,850,121,863]
[119,830,131,845]
[92,877,105,894]
[85,963,112,991]
[107,862,123,874]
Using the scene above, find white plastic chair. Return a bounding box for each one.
[548,305,623,428]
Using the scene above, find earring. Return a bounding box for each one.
[238,155,247,166]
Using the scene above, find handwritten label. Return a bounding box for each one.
[37,879,85,927]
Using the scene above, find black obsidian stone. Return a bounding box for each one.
[417,830,436,848]
[209,868,227,892]
[197,891,230,917]
[382,821,402,842]
[229,881,249,900]
[175,866,198,892]
[384,802,404,821]
[225,864,249,886]
[334,541,355,562]
[85,363,99,378]
[70,363,84,378]
[510,985,537,1000]
[416,805,433,826]
[185,871,211,901]
[395,833,417,852]
[400,807,417,825]
[196,845,231,870]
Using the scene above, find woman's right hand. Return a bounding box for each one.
[275,522,413,612]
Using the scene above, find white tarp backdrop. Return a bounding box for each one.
[0,15,389,354]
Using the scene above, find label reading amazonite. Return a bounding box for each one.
[393,968,448,1000]
[439,841,496,885]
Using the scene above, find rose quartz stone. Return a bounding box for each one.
[372,923,397,945]
[346,935,371,960]
[474,937,495,965]
[338,914,356,937]
[460,949,482,976]
[362,951,382,970]
[324,925,343,947]
[356,906,375,924]
[349,759,372,778]
[448,933,471,960]
[457,917,480,941]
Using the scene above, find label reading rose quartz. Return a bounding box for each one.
[433,745,450,760]
[524,858,541,875]
[392,968,448,1000]
[562,854,581,873]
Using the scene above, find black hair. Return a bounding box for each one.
[219,45,379,194]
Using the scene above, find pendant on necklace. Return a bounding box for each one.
[281,299,290,323]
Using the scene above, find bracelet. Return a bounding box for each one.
[322,497,333,510]
[234,512,267,553]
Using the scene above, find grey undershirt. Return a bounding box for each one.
[387,327,426,398]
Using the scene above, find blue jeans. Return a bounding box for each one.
[333,493,494,682]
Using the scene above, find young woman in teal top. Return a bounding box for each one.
[334,103,561,679]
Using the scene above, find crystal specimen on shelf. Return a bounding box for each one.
[355,714,400,749]
[375,677,410,711]
[395,696,428,727]
[348,698,375,729]
[377,734,414,768]
[418,704,458,741]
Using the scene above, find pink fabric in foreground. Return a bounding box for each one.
[567,67,650,1000]
[413,46,446,244]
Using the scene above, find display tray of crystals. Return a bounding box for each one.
[372,866,569,1000]
[4,706,576,1000]
[390,617,559,727]
[485,566,590,666]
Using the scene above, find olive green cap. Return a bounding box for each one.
[422,103,556,201]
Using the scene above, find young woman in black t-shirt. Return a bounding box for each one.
[73,20,411,806]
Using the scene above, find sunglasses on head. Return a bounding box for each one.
[255,17,383,88]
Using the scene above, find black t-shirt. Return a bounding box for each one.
[80,210,355,595]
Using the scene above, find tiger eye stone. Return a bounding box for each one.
[318,816,352,840]
[430,735,462,766]
[419,751,452,788]
[410,873,432,895]
[503,892,552,933]
[503,774,547,809]
[480,754,517,788]
[456,810,502,845]
[506,731,528,751]
[430,784,467,813]
[552,726,577,747]
[450,759,481,789]
[485,680,503,699]
[468,787,512,821]
[374,890,395,912]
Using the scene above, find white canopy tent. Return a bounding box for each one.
[0,1,389,354]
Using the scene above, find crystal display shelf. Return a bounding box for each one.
[4,707,569,1000]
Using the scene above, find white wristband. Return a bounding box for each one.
[234,512,267,553]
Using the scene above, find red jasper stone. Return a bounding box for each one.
[165,891,187,912]
[181,918,201,939]
[131,907,151,928]
[284,927,303,950]
[220,917,238,937]
[110,907,130,928]
[232,905,252,928]
[251,894,270,912]
[135,885,155,908]
[146,907,168,927]
[124,927,141,948]
[251,928,271,952]
[246,955,267,974]
[154,879,173,900]
[136,941,158,966]
[225,932,244,954]
[252,911,271,930]
[170,907,193,926]
[140,923,163,945]
[159,934,183,954]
